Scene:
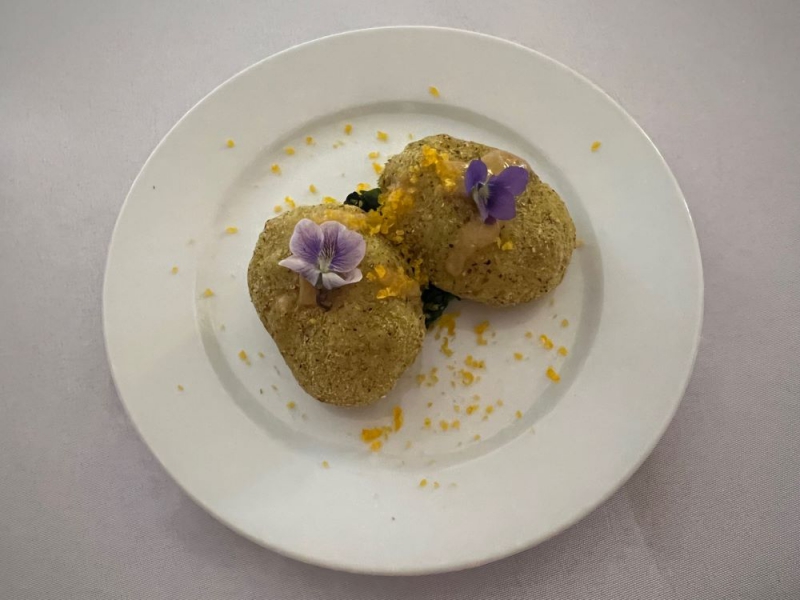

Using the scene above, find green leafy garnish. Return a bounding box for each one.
[344,186,457,326]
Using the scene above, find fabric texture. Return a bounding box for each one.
[1,1,799,598]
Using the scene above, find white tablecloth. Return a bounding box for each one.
[2,1,799,598]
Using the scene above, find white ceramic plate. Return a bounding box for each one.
[103,27,702,574]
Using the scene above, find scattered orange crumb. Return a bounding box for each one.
[285,147,295,156]
[225,226,238,234]
[286,401,296,409]
[433,481,440,489]
[372,162,384,174]
[419,478,428,488]
[309,184,317,193]
[321,460,329,468]
[496,399,504,407]
[515,410,523,419]
[501,240,515,251]
[202,288,215,298]
[305,136,314,145]
[439,420,449,431]
[356,182,370,192]
[177,385,184,391]
[451,419,461,430]
[226,139,235,148]
[344,124,353,135]
[416,374,426,386]
[273,205,283,213]
[258,351,265,358]
[437,312,460,336]
[558,346,569,356]
[427,401,433,408]
[171,266,179,275]
[591,141,602,152]
[392,406,404,432]
[322,196,338,204]
[238,350,250,365]
[361,427,388,443]
[540,334,554,350]
[561,319,570,328]
[460,370,475,386]
[440,337,454,357]
[424,417,432,429]
[474,321,490,345]
[514,352,524,361]
[370,440,383,452]
[376,130,388,141]
[428,86,440,98]
[485,405,494,415]
[281,196,295,209]
[576,239,585,248]
[453,404,461,413]
[525,331,533,339]
[464,355,485,369]
[271,163,281,174]
[466,404,479,415]
[473,434,481,441]
[408,133,414,139]
[546,366,561,382]
[368,151,380,159]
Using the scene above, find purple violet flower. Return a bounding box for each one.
[464,160,529,224]
[279,219,366,290]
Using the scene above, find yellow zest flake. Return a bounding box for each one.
[368,151,380,159]
[558,346,569,356]
[473,434,481,441]
[440,337,454,357]
[177,385,184,391]
[451,419,461,430]
[258,351,265,358]
[460,370,475,386]
[514,352,524,361]
[474,320,490,345]
[515,410,523,419]
[305,136,314,145]
[439,420,449,431]
[372,161,384,174]
[322,196,338,204]
[427,401,433,408]
[238,350,250,365]
[539,334,554,350]
[393,406,404,432]
[415,373,426,386]
[419,478,428,488]
[370,440,383,452]
[308,184,317,193]
[437,312,460,336]
[284,196,296,208]
[591,141,602,152]
[525,331,533,339]
[576,239,585,248]
[423,417,432,429]
[284,147,295,156]
[466,404,479,415]
[271,163,281,174]
[226,139,235,148]
[273,205,283,213]
[225,226,239,234]
[428,85,440,97]
[561,319,570,328]
[376,130,388,141]
[356,182,370,192]
[433,481,440,489]
[464,355,485,369]
[420,145,459,192]
[485,405,494,415]
[546,366,561,382]
[496,399,504,407]
[501,240,515,251]
[344,123,353,135]
[322,460,330,468]
[361,427,389,443]
[171,266,179,275]
[286,401,296,409]
[202,288,215,298]
[425,367,439,387]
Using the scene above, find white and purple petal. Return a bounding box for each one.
[320,221,366,273]
[278,255,321,286]
[288,219,324,264]
[464,159,488,194]
[320,268,363,290]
